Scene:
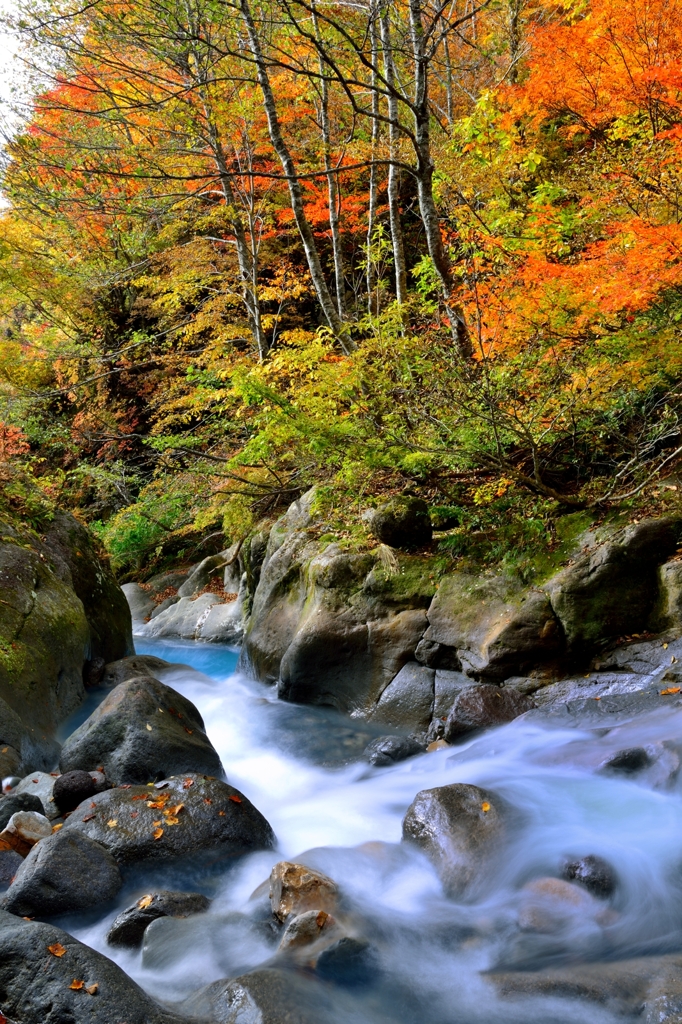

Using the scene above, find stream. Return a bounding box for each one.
[62,638,682,1023]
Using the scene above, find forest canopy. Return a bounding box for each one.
[1,0,681,577]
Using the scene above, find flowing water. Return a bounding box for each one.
[63,638,682,1023]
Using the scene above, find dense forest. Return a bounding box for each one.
[0,0,681,579]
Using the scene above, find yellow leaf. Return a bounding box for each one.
[107,819,117,828]
[69,979,84,990]
[164,816,179,826]
[146,724,152,731]
[52,824,63,832]
[153,827,164,840]
[48,943,66,957]
[481,802,491,813]
[137,895,153,909]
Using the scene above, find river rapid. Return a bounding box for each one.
[63,638,682,1024]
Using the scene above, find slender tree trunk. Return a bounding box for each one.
[408,0,470,356]
[312,6,345,318]
[444,37,454,126]
[366,5,379,313]
[239,0,353,352]
[379,2,407,305]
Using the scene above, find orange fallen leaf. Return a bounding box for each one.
[86,983,98,995]
[183,779,194,789]
[81,814,95,823]
[52,823,63,832]
[218,810,225,817]
[130,812,138,819]
[131,794,147,801]
[203,798,212,805]
[184,727,194,735]
[164,803,184,816]
[137,895,153,909]
[229,795,242,804]
[69,979,84,991]
[164,816,180,825]
[153,827,164,840]
[481,802,490,813]
[146,800,166,810]
[48,943,67,957]
[661,687,681,695]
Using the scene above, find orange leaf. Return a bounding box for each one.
[481,802,490,813]
[661,687,681,695]
[229,795,242,804]
[164,803,184,816]
[48,943,67,957]
[86,983,98,995]
[153,827,164,840]
[69,979,84,991]
[183,779,194,789]
[137,895,153,909]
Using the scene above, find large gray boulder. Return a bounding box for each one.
[59,675,224,785]
[62,773,275,864]
[402,783,505,897]
[121,582,155,621]
[443,684,534,741]
[0,910,184,1023]
[2,830,121,917]
[369,662,434,731]
[107,890,211,948]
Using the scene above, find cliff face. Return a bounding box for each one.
[0,510,132,776]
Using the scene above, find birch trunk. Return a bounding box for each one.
[379,2,407,305]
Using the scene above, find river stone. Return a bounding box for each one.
[0,910,185,1023]
[177,967,351,1024]
[270,861,338,923]
[2,829,121,917]
[62,773,275,865]
[368,497,432,549]
[433,669,475,719]
[122,582,156,621]
[518,877,607,932]
[151,594,181,619]
[102,654,172,688]
[13,772,61,819]
[53,769,96,813]
[177,554,227,597]
[315,936,378,987]
[0,793,44,831]
[5,810,52,845]
[0,849,22,888]
[137,593,227,640]
[414,636,461,670]
[371,662,434,730]
[402,783,505,897]
[562,854,617,898]
[363,735,425,767]
[107,890,211,948]
[58,675,224,785]
[278,908,340,952]
[444,684,534,741]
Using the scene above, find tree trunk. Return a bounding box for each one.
[366,6,380,313]
[239,0,353,352]
[379,2,407,306]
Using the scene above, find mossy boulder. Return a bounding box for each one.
[368,496,432,549]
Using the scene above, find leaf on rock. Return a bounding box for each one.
[48,943,67,957]
[203,798,212,805]
[107,819,118,828]
[137,895,153,909]
[183,779,194,789]
[184,727,194,735]
[661,687,681,695]
[153,827,164,840]
[52,823,63,831]
[146,724,152,731]
[81,814,95,823]
[69,979,84,991]
[481,802,490,812]
[164,803,184,816]
[131,794,147,801]
[86,983,98,995]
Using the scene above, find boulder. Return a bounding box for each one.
[107,890,211,948]
[83,656,106,685]
[370,662,434,730]
[0,849,22,889]
[2,830,121,917]
[62,773,275,865]
[544,517,682,660]
[414,636,461,670]
[363,735,425,767]
[0,792,44,831]
[121,582,155,621]
[368,496,432,549]
[58,675,224,785]
[562,855,617,899]
[0,910,184,1023]
[52,769,96,814]
[517,877,610,933]
[315,936,378,987]
[433,669,475,719]
[101,654,172,687]
[424,575,564,680]
[177,553,227,597]
[278,908,340,952]
[269,861,338,923]
[137,592,235,641]
[402,783,505,897]
[444,684,534,741]
[3,811,52,851]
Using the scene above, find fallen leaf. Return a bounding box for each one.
[119,784,131,790]
[137,895,153,909]
[107,819,118,828]
[164,803,184,816]
[229,795,242,804]
[130,811,138,819]
[316,911,328,927]
[164,816,180,825]
[146,724,152,731]
[158,708,164,713]
[81,814,95,823]
[183,779,194,789]
[218,810,226,816]
[664,643,669,649]
[146,800,167,810]
[481,802,490,813]
[52,823,63,832]
[594,696,601,701]
[69,979,84,991]
[86,983,98,995]
[90,802,97,808]
[153,827,164,840]
[153,820,162,826]
[131,794,147,801]
[184,727,194,735]
[661,687,681,695]
[48,943,67,957]
[203,798,212,805]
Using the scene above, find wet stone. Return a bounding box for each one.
[52,769,96,814]
[444,685,534,742]
[107,890,211,948]
[0,793,44,832]
[562,854,617,899]
[278,908,340,952]
[315,936,378,987]
[270,861,338,923]
[363,735,425,767]
[599,747,653,773]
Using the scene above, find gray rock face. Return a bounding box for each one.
[102,654,172,688]
[363,735,425,767]
[402,783,505,897]
[177,553,227,597]
[62,773,275,865]
[0,793,43,831]
[0,910,184,1023]
[370,662,434,730]
[0,850,22,889]
[59,675,224,785]
[368,497,432,549]
[2,830,121,917]
[444,685,534,741]
[107,890,211,948]
[137,591,244,643]
[12,772,60,820]
[121,582,156,621]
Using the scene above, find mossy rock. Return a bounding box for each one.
[368,497,432,550]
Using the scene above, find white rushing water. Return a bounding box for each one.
[66,638,682,1024]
